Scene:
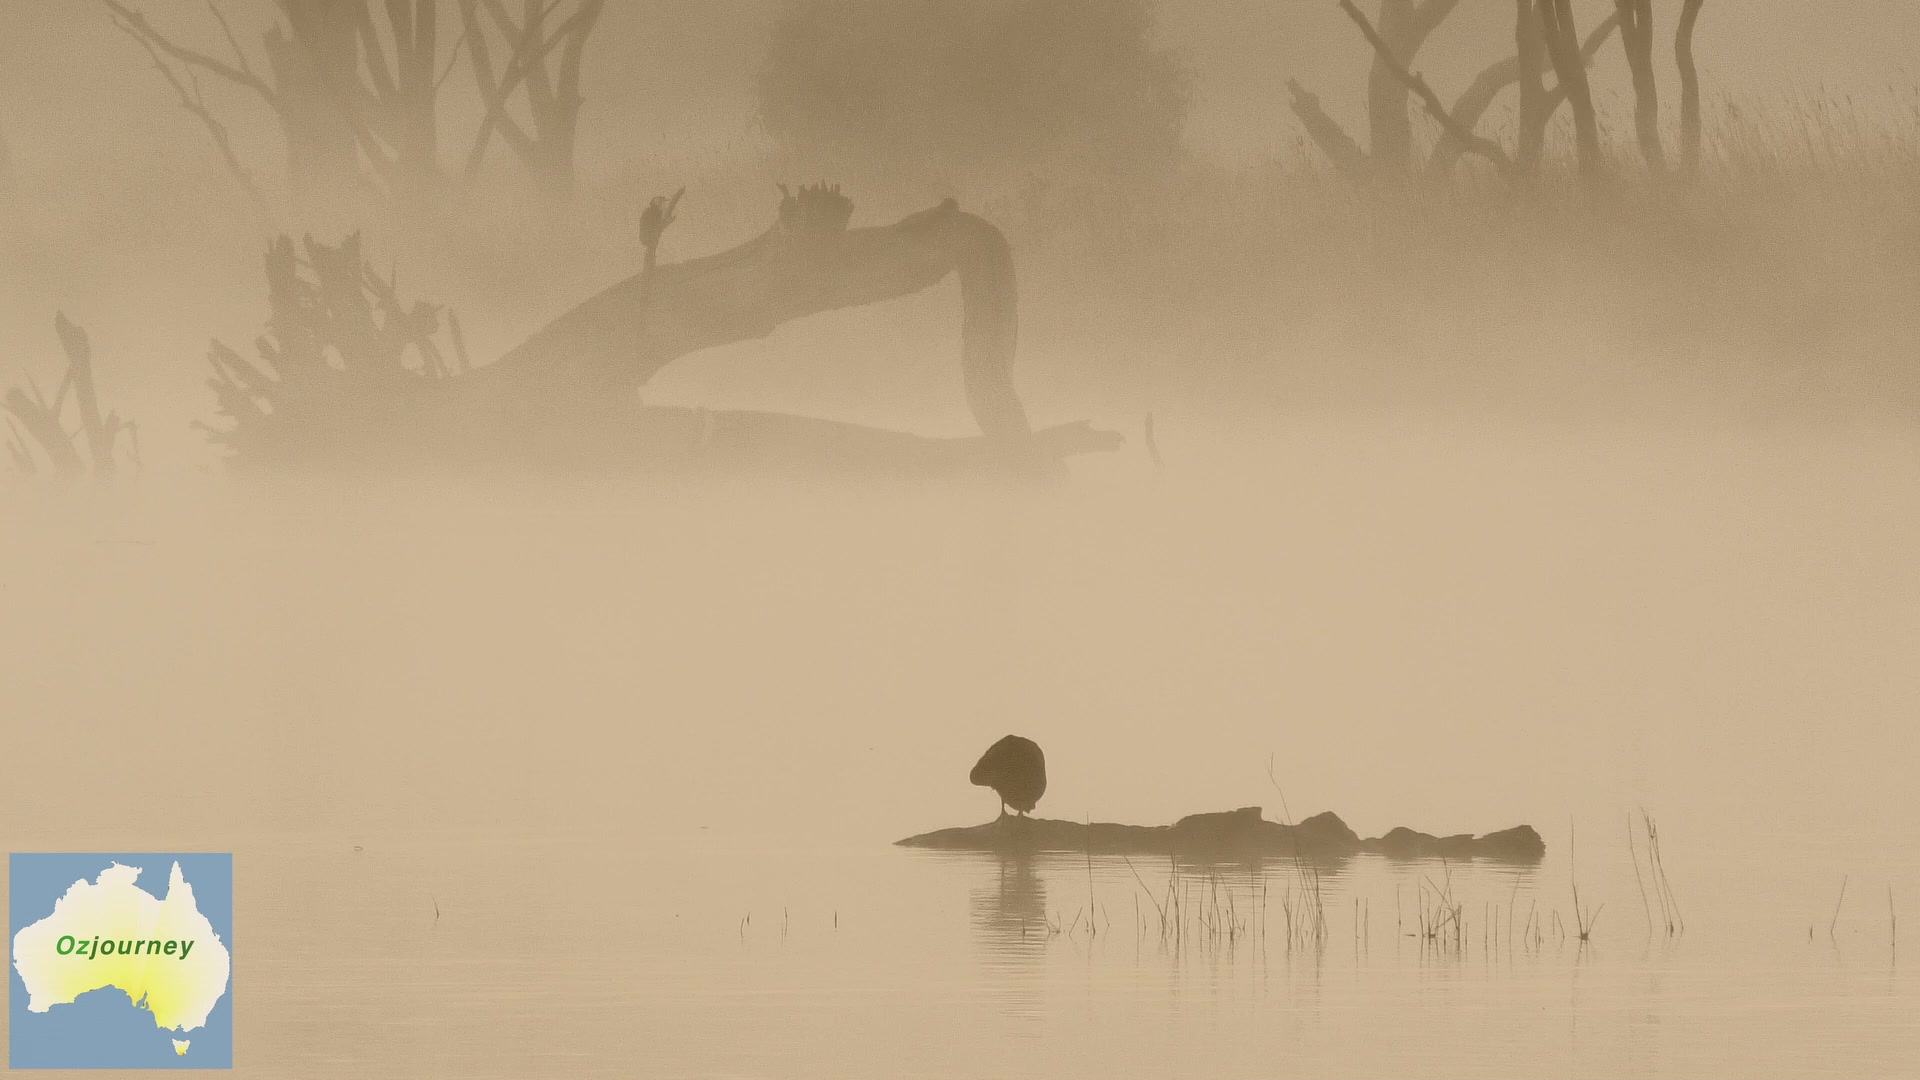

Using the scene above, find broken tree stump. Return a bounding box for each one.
[4,314,137,477]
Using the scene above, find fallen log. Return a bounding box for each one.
[896,806,1546,863]
[206,189,1108,477]
[546,405,1123,480]
[641,407,1121,479]
[479,185,1040,453]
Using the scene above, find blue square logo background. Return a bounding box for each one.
[9,853,233,1069]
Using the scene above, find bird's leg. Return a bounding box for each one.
[998,801,1009,819]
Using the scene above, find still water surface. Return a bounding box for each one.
[4,411,1917,1076]
[222,827,1915,1079]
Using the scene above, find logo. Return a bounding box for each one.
[9,853,233,1069]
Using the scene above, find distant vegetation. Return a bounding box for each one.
[5,1,1919,480]
[757,0,1190,185]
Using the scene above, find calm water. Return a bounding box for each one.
[5,411,1918,1077]
[213,829,1913,1080]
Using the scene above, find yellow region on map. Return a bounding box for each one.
[10,862,231,1043]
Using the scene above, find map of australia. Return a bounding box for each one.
[9,854,233,1069]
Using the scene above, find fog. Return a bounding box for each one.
[4,3,1918,1077]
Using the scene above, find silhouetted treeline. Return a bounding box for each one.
[104,0,607,231]
[1293,0,1710,183]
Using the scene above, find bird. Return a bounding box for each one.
[638,187,684,274]
[970,735,1047,818]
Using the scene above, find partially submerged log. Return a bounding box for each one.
[897,806,1546,863]
[625,407,1121,480]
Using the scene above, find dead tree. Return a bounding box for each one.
[202,189,1116,479]
[1676,0,1707,176]
[338,0,445,200]
[1300,0,1617,182]
[1536,0,1603,176]
[0,118,15,203]
[1614,0,1666,170]
[256,0,384,210]
[106,0,449,222]
[458,0,607,206]
[1514,0,1549,169]
[1427,10,1620,176]
[201,233,460,461]
[1291,0,1464,180]
[1365,0,1465,173]
[1285,79,1371,182]
[1337,0,1515,179]
[4,315,138,478]
[107,0,614,216]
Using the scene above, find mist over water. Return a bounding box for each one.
[9,410,1920,1076]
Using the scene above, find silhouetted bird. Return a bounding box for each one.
[970,735,1046,818]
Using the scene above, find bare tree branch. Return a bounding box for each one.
[359,2,401,103]
[1429,12,1620,175]
[207,2,260,87]
[2,315,128,477]
[1286,78,1371,180]
[102,0,277,105]
[460,0,600,197]
[2,389,81,475]
[111,12,267,214]
[434,23,471,90]
[1537,0,1603,176]
[554,0,605,114]
[55,312,115,478]
[1339,0,1516,178]
[1405,0,1467,51]
[461,0,571,175]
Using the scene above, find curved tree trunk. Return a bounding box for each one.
[1537,0,1603,177]
[1614,0,1667,171]
[1515,0,1549,171]
[263,5,368,227]
[1288,79,1371,182]
[1366,0,1419,175]
[1365,0,1464,176]
[1676,0,1707,177]
[459,0,607,209]
[1428,13,1619,177]
[0,118,15,203]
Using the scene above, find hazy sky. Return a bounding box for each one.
[3,0,1915,182]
